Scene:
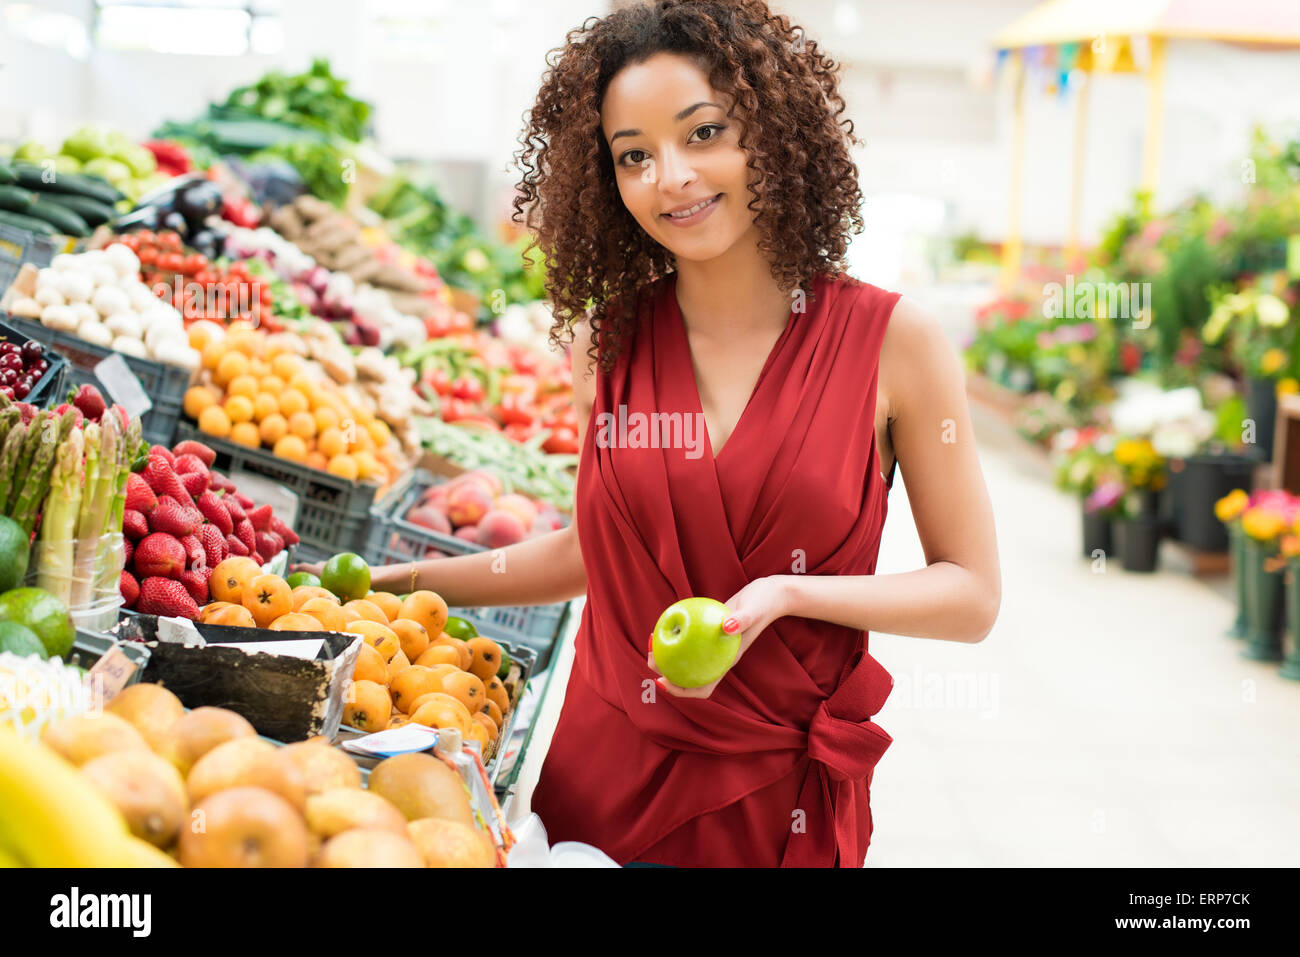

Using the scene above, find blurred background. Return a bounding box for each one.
[5,0,1300,867]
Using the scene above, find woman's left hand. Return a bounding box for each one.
[648,576,791,699]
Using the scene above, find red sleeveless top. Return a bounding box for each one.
[529,271,900,867]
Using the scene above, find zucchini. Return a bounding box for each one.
[0,164,15,186]
[25,197,90,237]
[0,210,57,236]
[0,185,35,214]
[10,164,124,205]
[35,193,114,228]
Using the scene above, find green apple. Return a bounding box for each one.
[650,597,739,688]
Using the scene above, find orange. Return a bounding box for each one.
[464,637,503,682]
[224,394,254,424]
[484,675,510,715]
[209,557,261,604]
[389,667,445,714]
[366,592,403,623]
[197,405,232,438]
[408,693,473,736]
[342,599,387,626]
[269,612,324,632]
[184,386,217,419]
[188,322,224,351]
[367,419,392,447]
[259,413,288,445]
[253,392,279,421]
[413,643,458,669]
[288,410,316,440]
[273,434,307,462]
[227,374,258,399]
[241,574,293,628]
[352,642,387,684]
[200,339,225,371]
[386,649,410,683]
[346,620,400,662]
[440,671,486,716]
[343,680,390,733]
[204,604,256,628]
[291,585,338,611]
[229,422,261,448]
[430,635,472,672]
[279,389,308,417]
[326,454,358,480]
[298,597,349,633]
[317,427,346,458]
[314,407,341,433]
[399,591,448,638]
[354,451,384,481]
[305,451,328,472]
[215,351,249,386]
[270,354,304,380]
[387,619,429,662]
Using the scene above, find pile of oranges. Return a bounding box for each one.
[198,557,511,756]
[181,320,402,486]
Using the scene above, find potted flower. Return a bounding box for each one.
[1053,428,1118,557]
[1083,480,1123,559]
[1238,492,1295,661]
[1215,489,1251,639]
[1113,437,1166,520]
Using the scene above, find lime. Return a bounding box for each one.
[0,620,47,660]
[0,587,74,659]
[497,647,511,679]
[443,616,478,641]
[0,517,30,593]
[286,571,321,589]
[320,552,371,603]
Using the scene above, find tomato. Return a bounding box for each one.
[504,422,540,443]
[138,247,158,266]
[543,426,579,455]
[135,229,157,247]
[451,376,485,403]
[500,374,537,397]
[159,231,183,253]
[440,397,469,422]
[423,368,452,397]
[497,394,538,427]
[180,254,206,277]
[119,234,141,253]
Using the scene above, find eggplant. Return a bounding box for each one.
[172,180,223,229]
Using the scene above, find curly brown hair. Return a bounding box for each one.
[512,0,865,372]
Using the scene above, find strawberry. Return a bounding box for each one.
[180,470,208,498]
[196,491,233,535]
[149,445,176,466]
[123,509,149,541]
[255,531,283,559]
[173,440,216,467]
[198,523,226,568]
[142,456,193,508]
[73,384,107,422]
[233,493,255,510]
[54,403,85,429]
[133,533,186,578]
[17,403,36,426]
[179,570,209,606]
[148,496,201,538]
[235,518,256,556]
[138,577,200,620]
[173,454,209,476]
[223,496,247,523]
[120,571,140,609]
[123,537,133,568]
[225,534,249,557]
[247,504,273,532]
[125,473,158,514]
[209,472,235,493]
[180,534,205,572]
[112,405,129,433]
[270,516,299,547]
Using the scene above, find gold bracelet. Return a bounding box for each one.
[409,562,418,594]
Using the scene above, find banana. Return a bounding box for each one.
[0,726,165,867]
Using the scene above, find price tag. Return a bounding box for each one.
[93,353,152,418]
[155,616,205,647]
[340,725,439,757]
[84,643,138,705]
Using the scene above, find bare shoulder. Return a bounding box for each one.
[880,295,961,422]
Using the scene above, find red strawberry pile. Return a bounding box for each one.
[120,437,300,620]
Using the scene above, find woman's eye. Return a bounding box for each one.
[692,124,723,142]
[621,149,648,166]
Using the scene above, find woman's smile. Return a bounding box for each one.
[661,193,723,227]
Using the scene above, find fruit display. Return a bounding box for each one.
[10,125,168,205]
[5,245,201,369]
[119,437,301,618]
[184,319,411,481]
[14,684,499,867]
[650,597,741,689]
[405,470,567,550]
[200,551,512,755]
[0,334,54,402]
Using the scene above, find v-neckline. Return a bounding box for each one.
[668,273,804,465]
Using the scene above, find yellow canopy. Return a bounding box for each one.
[995,0,1300,51]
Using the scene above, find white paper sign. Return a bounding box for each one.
[340,725,440,757]
[155,616,205,647]
[93,353,152,418]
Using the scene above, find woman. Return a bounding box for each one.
[304,0,1000,867]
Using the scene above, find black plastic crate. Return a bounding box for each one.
[175,421,410,557]
[3,313,190,445]
[0,221,61,300]
[0,318,68,409]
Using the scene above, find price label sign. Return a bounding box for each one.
[93,353,152,419]
[84,643,139,706]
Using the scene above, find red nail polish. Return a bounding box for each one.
[723,617,739,633]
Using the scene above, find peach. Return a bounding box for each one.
[406,505,452,535]
[454,526,480,543]
[492,494,538,528]
[445,483,492,527]
[476,510,527,549]
[459,469,503,496]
